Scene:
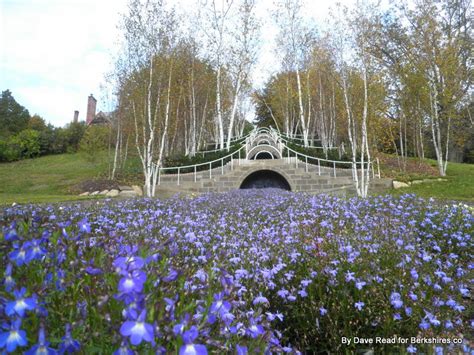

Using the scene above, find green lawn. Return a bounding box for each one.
[0,152,109,205]
[386,160,474,202]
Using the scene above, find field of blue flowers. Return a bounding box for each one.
[1,189,472,354]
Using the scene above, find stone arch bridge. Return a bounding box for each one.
[156,128,391,196]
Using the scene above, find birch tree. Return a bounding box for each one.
[116,0,178,197]
[275,0,316,146]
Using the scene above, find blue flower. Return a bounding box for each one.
[236,344,248,355]
[0,319,28,352]
[113,340,134,355]
[419,319,430,330]
[179,326,207,355]
[319,307,328,316]
[163,268,179,282]
[118,270,146,294]
[209,293,231,316]
[354,301,365,311]
[390,292,403,309]
[253,294,269,306]
[78,219,91,233]
[6,287,37,317]
[407,344,417,353]
[25,327,57,355]
[9,243,30,266]
[3,264,15,291]
[120,310,154,346]
[58,324,80,353]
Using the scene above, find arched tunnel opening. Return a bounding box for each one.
[254,151,274,160]
[240,170,291,190]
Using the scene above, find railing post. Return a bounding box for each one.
[158,168,161,185]
[194,165,197,182]
[352,162,356,181]
[209,162,212,179]
[177,168,180,185]
[376,157,381,178]
[295,153,298,169]
[305,156,308,173]
[333,161,336,177]
[371,161,375,179]
[238,149,241,165]
[221,158,224,175]
[318,159,321,176]
[231,155,233,171]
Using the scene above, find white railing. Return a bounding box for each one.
[156,145,246,185]
[281,139,381,180]
[200,131,254,152]
[277,135,338,150]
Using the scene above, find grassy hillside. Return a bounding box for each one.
[0,152,109,205]
[386,160,474,202]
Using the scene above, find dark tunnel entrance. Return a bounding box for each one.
[254,152,274,160]
[240,170,291,190]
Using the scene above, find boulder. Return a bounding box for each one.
[393,181,409,189]
[132,185,143,196]
[411,180,423,185]
[79,192,90,196]
[106,189,120,197]
[119,185,133,191]
[90,191,100,196]
[99,189,109,195]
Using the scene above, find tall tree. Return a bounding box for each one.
[0,90,30,138]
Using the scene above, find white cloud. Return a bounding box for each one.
[0,0,359,127]
[0,0,127,126]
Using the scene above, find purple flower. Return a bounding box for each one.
[118,270,146,294]
[9,244,29,266]
[319,307,328,316]
[4,227,18,241]
[25,327,57,355]
[209,293,231,316]
[0,319,28,352]
[163,268,179,282]
[4,264,15,291]
[59,324,80,353]
[390,292,403,309]
[179,326,207,355]
[78,219,91,233]
[253,294,269,306]
[407,344,417,353]
[354,301,365,311]
[419,319,430,330]
[236,344,248,355]
[113,340,134,355]
[6,287,37,317]
[120,310,154,346]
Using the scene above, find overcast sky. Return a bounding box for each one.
[0,0,358,127]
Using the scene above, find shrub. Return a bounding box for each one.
[79,125,110,161]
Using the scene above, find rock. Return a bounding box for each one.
[119,185,133,191]
[411,180,423,185]
[90,191,100,196]
[79,192,90,196]
[132,185,143,196]
[393,181,409,189]
[99,189,109,195]
[106,189,120,197]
